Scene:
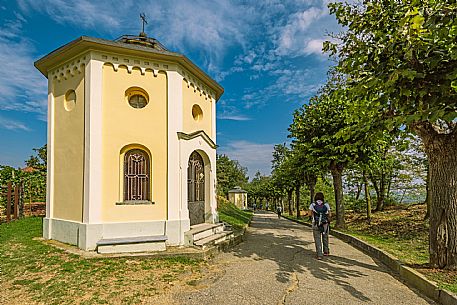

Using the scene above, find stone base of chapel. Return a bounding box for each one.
[43,217,192,251]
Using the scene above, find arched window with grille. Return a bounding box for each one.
[124,149,150,201]
[188,151,205,225]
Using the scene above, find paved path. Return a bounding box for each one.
[174,211,435,305]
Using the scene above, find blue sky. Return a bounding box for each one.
[0,0,338,178]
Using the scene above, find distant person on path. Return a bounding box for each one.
[308,192,331,260]
[276,206,282,218]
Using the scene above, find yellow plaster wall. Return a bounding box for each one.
[229,193,247,209]
[182,80,213,138]
[102,65,167,222]
[52,69,85,222]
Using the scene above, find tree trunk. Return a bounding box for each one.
[305,176,317,205]
[369,171,385,211]
[363,171,372,222]
[330,162,345,229]
[378,170,386,211]
[414,123,457,270]
[305,174,317,206]
[424,164,430,220]
[295,183,300,219]
[287,189,293,215]
[355,182,362,200]
[386,172,393,202]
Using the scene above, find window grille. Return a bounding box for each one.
[188,151,205,202]
[124,149,150,201]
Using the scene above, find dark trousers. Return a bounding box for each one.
[312,224,329,257]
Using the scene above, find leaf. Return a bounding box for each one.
[411,15,425,30]
[451,80,457,92]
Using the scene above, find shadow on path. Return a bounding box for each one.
[228,211,392,302]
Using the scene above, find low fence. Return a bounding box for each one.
[0,181,46,224]
[1,182,23,223]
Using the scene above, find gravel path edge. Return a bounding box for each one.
[281,214,457,305]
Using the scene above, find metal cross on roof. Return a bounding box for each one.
[140,13,148,34]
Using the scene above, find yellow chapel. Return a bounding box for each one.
[35,32,224,252]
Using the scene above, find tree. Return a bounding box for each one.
[326,1,457,269]
[365,133,405,211]
[25,144,47,171]
[271,144,297,215]
[289,80,379,228]
[216,154,248,197]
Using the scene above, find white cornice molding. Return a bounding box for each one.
[177,131,217,149]
[179,69,215,101]
[49,53,89,82]
[34,37,224,100]
[94,51,170,77]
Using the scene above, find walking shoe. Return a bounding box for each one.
[317,256,323,260]
[323,252,329,256]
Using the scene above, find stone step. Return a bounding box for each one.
[185,223,225,245]
[193,230,234,249]
[96,235,167,254]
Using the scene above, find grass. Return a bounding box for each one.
[342,206,457,294]
[0,217,206,304]
[217,196,253,231]
[285,204,456,294]
[341,206,430,266]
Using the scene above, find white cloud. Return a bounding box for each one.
[217,99,252,121]
[275,4,337,57]
[218,140,275,178]
[277,7,326,51]
[304,38,325,55]
[18,0,252,76]
[218,115,251,121]
[14,0,336,119]
[239,68,323,110]
[0,15,48,119]
[216,66,244,82]
[17,0,122,30]
[0,115,30,131]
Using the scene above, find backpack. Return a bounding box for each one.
[313,203,328,226]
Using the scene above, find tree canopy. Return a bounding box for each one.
[216,154,249,197]
[326,0,457,269]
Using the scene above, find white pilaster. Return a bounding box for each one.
[83,57,104,223]
[211,96,216,142]
[210,96,217,221]
[167,71,184,221]
[46,77,54,219]
[209,147,217,222]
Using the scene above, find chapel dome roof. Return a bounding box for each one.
[114,33,169,52]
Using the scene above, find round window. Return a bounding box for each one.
[192,104,203,121]
[129,94,148,109]
[64,90,76,111]
[125,87,149,109]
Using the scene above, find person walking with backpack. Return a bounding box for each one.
[309,192,331,260]
[276,205,282,219]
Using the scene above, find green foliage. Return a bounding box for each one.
[0,166,24,209]
[216,154,248,197]
[345,198,367,213]
[326,1,457,133]
[301,175,334,208]
[245,171,274,206]
[25,144,47,171]
[0,145,47,211]
[270,144,298,196]
[322,2,457,250]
